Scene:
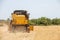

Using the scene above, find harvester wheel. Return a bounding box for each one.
[12,25,16,32]
[27,27,30,33]
[25,25,30,33]
[8,23,12,32]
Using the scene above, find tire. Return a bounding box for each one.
[12,25,16,32]
[25,24,30,33]
[27,27,30,33]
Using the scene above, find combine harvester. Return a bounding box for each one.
[9,10,33,32]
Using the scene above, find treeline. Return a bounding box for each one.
[29,17,60,26]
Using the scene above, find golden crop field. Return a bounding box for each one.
[0,24,60,40]
[34,26,60,40]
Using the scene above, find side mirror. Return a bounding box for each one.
[27,13,30,15]
[11,13,13,15]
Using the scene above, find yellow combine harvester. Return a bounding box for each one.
[9,10,33,32]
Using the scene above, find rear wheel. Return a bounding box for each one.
[25,24,30,33]
[12,25,16,32]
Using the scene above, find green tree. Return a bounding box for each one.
[46,18,52,25]
[52,18,60,25]
[39,17,48,25]
[29,19,37,25]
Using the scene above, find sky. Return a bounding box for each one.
[0,0,60,19]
